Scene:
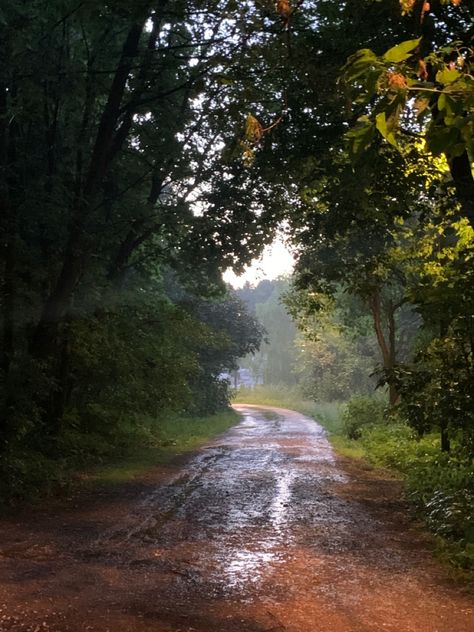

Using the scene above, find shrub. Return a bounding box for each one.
[342,395,386,439]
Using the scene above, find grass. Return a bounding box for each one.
[86,409,239,487]
[0,410,240,505]
[330,435,367,459]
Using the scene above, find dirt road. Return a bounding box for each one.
[0,405,473,631]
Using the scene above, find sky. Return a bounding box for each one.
[223,235,295,288]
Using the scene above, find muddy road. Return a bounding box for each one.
[0,405,473,632]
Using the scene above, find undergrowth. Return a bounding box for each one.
[0,409,238,506]
[340,401,474,572]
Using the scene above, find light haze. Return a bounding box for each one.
[223,237,294,288]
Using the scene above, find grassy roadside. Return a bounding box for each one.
[88,409,239,487]
[1,410,240,505]
[234,385,474,575]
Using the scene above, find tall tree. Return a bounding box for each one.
[0,0,290,444]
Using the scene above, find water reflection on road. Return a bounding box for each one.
[130,405,346,594]
[3,405,473,632]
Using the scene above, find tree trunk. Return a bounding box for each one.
[28,17,150,438]
[369,288,399,407]
[0,82,17,378]
[386,298,400,406]
[440,420,451,453]
[449,152,474,226]
[47,330,72,445]
[108,173,165,282]
[31,18,148,360]
[0,77,20,449]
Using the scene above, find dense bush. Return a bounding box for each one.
[342,395,386,439]
[0,283,263,503]
[392,326,474,453]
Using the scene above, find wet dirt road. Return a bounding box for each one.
[0,405,473,632]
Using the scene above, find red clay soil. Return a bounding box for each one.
[0,404,472,632]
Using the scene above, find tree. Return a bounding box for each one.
[287,143,431,404]
[186,289,265,413]
[291,301,378,401]
[343,0,474,220]
[388,211,474,451]
[0,0,291,447]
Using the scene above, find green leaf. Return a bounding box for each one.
[437,93,447,112]
[343,49,380,82]
[346,117,375,158]
[383,38,421,63]
[375,112,398,147]
[347,49,378,65]
[435,68,461,85]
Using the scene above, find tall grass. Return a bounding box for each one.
[87,409,240,487]
[152,409,239,449]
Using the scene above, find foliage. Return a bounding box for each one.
[342,395,387,439]
[377,212,474,449]
[347,420,474,569]
[0,409,239,504]
[186,290,265,414]
[0,0,279,494]
[288,288,380,401]
[235,0,474,570]
[342,0,474,218]
[343,23,473,160]
[273,0,472,441]
[285,136,432,403]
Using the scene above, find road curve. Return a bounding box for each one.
[0,404,473,631]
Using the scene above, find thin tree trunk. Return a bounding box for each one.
[440,421,451,453]
[31,18,148,360]
[386,299,400,406]
[438,319,451,452]
[0,74,20,450]
[47,328,72,443]
[369,288,399,406]
[108,170,165,281]
[0,82,17,378]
